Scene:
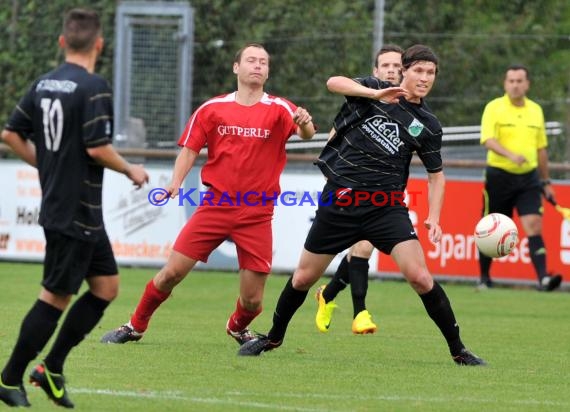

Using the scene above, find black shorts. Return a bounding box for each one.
[42,229,118,295]
[483,167,542,217]
[304,181,418,255]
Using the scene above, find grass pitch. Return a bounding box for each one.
[1,262,569,411]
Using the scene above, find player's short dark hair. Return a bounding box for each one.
[402,44,439,74]
[62,8,101,53]
[505,64,529,79]
[234,43,269,64]
[373,44,404,68]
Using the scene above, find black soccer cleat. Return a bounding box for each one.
[100,324,143,344]
[452,348,487,366]
[29,363,74,408]
[0,378,31,407]
[538,274,563,292]
[237,335,282,356]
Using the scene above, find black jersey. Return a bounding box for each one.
[5,62,113,241]
[317,75,443,192]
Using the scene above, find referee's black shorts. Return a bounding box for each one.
[42,229,118,295]
[483,166,543,217]
[304,181,418,256]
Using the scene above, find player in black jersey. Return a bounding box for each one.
[0,8,148,408]
[316,44,404,335]
[239,44,486,366]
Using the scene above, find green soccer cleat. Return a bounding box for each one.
[315,285,338,333]
[351,310,378,334]
[29,363,74,408]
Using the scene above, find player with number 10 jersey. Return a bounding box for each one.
[5,63,113,241]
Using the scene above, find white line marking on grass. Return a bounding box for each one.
[67,387,570,410]
[70,388,186,400]
[227,391,570,408]
[68,387,327,411]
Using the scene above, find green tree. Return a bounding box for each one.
[1,0,568,163]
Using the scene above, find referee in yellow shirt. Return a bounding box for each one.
[479,64,562,291]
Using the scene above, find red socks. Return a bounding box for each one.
[130,284,260,334]
[130,280,171,332]
[227,298,261,332]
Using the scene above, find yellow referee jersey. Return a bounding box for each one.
[480,94,547,174]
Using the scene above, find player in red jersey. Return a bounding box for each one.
[101,43,315,346]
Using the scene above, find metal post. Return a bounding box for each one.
[373,0,385,57]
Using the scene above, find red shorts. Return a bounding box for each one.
[173,204,274,273]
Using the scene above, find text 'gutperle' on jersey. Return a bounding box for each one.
[178,92,298,200]
[317,76,443,192]
[5,62,113,241]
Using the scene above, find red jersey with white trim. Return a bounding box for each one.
[178,92,298,199]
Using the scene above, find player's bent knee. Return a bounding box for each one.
[351,241,374,259]
[40,288,73,310]
[98,286,119,301]
[291,271,319,291]
[91,288,118,302]
[405,270,433,293]
[156,263,190,288]
[88,275,119,301]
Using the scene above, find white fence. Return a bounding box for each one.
[284,121,564,150]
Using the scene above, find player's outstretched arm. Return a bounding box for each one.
[86,144,149,188]
[1,130,37,167]
[326,76,407,103]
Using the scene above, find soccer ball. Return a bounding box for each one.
[474,213,519,258]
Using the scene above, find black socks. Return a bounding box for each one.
[528,235,547,280]
[44,292,110,374]
[323,255,349,302]
[1,300,62,385]
[268,277,308,343]
[324,254,371,318]
[349,256,369,317]
[1,292,111,384]
[419,282,464,356]
[479,254,492,283]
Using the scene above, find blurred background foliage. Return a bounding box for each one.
[1,0,569,160]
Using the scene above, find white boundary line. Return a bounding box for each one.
[228,391,570,408]
[68,388,326,411]
[66,387,569,409]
